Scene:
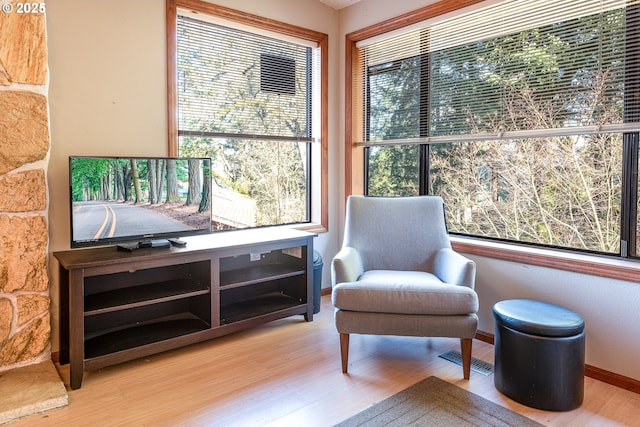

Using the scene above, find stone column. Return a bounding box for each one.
[0,4,51,369]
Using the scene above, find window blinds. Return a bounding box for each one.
[357,0,640,145]
[177,14,317,142]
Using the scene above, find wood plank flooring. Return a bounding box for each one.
[11,296,640,426]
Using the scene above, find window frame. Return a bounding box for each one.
[167,0,328,232]
[345,0,640,282]
[364,52,429,197]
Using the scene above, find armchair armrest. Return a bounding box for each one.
[331,246,364,285]
[434,248,476,288]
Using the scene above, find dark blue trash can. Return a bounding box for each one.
[313,250,323,314]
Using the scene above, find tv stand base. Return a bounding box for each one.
[54,229,316,389]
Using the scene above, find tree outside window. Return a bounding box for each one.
[168,2,326,232]
[363,2,638,256]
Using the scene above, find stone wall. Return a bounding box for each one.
[0,5,51,370]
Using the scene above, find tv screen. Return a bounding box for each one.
[70,156,212,249]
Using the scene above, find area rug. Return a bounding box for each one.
[335,376,544,427]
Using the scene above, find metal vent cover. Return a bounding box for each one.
[438,349,494,376]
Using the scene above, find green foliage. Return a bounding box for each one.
[176,17,312,227]
[70,158,128,202]
[365,8,628,253]
[367,145,420,196]
[71,158,196,205]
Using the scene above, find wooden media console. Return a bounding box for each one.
[54,228,316,389]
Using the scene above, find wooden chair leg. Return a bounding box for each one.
[461,338,472,380]
[340,333,350,373]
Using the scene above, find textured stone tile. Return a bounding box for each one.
[0,299,11,343]
[0,215,48,293]
[0,10,47,85]
[0,169,46,212]
[0,0,51,378]
[0,91,50,175]
[0,361,67,425]
[0,315,50,366]
[16,295,49,327]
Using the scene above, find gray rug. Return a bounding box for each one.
[335,376,544,427]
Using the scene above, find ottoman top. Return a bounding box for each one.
[493,299,584,337]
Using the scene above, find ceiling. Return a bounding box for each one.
[318,0,363,10]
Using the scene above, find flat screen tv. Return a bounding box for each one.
[70,156,212,249]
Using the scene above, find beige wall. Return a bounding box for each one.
[45,0,340,352]
[46,0,640,382]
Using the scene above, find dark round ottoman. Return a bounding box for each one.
[493,299,585,411]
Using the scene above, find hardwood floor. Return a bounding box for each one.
[13,295,640,427]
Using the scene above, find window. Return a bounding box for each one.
[167,0,328,232]
[350,0,640,257]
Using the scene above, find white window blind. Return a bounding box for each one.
[177,14,318,142]
[357,0,640,145]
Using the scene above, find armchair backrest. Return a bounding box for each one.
[342,196,451,273]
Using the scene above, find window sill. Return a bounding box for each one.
[291,223,328,234]
[450,236,640,284]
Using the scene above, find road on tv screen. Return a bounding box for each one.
[72,201,193,242]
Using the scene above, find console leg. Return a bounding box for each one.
[70,364,84,390]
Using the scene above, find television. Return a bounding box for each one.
[69,156,212,250]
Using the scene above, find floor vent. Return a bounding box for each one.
[438,350,494,376]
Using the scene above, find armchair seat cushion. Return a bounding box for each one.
[332,270,479,316]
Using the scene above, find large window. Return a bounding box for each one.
[353,0,640,257]
[167,1,328,232]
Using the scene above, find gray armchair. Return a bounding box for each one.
[331,195,478,379]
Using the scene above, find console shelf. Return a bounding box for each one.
[84,279,210,315]
[220,266,305,288]
[85,314,210,359]
[221,292,304,324]
[55,228,315,389]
